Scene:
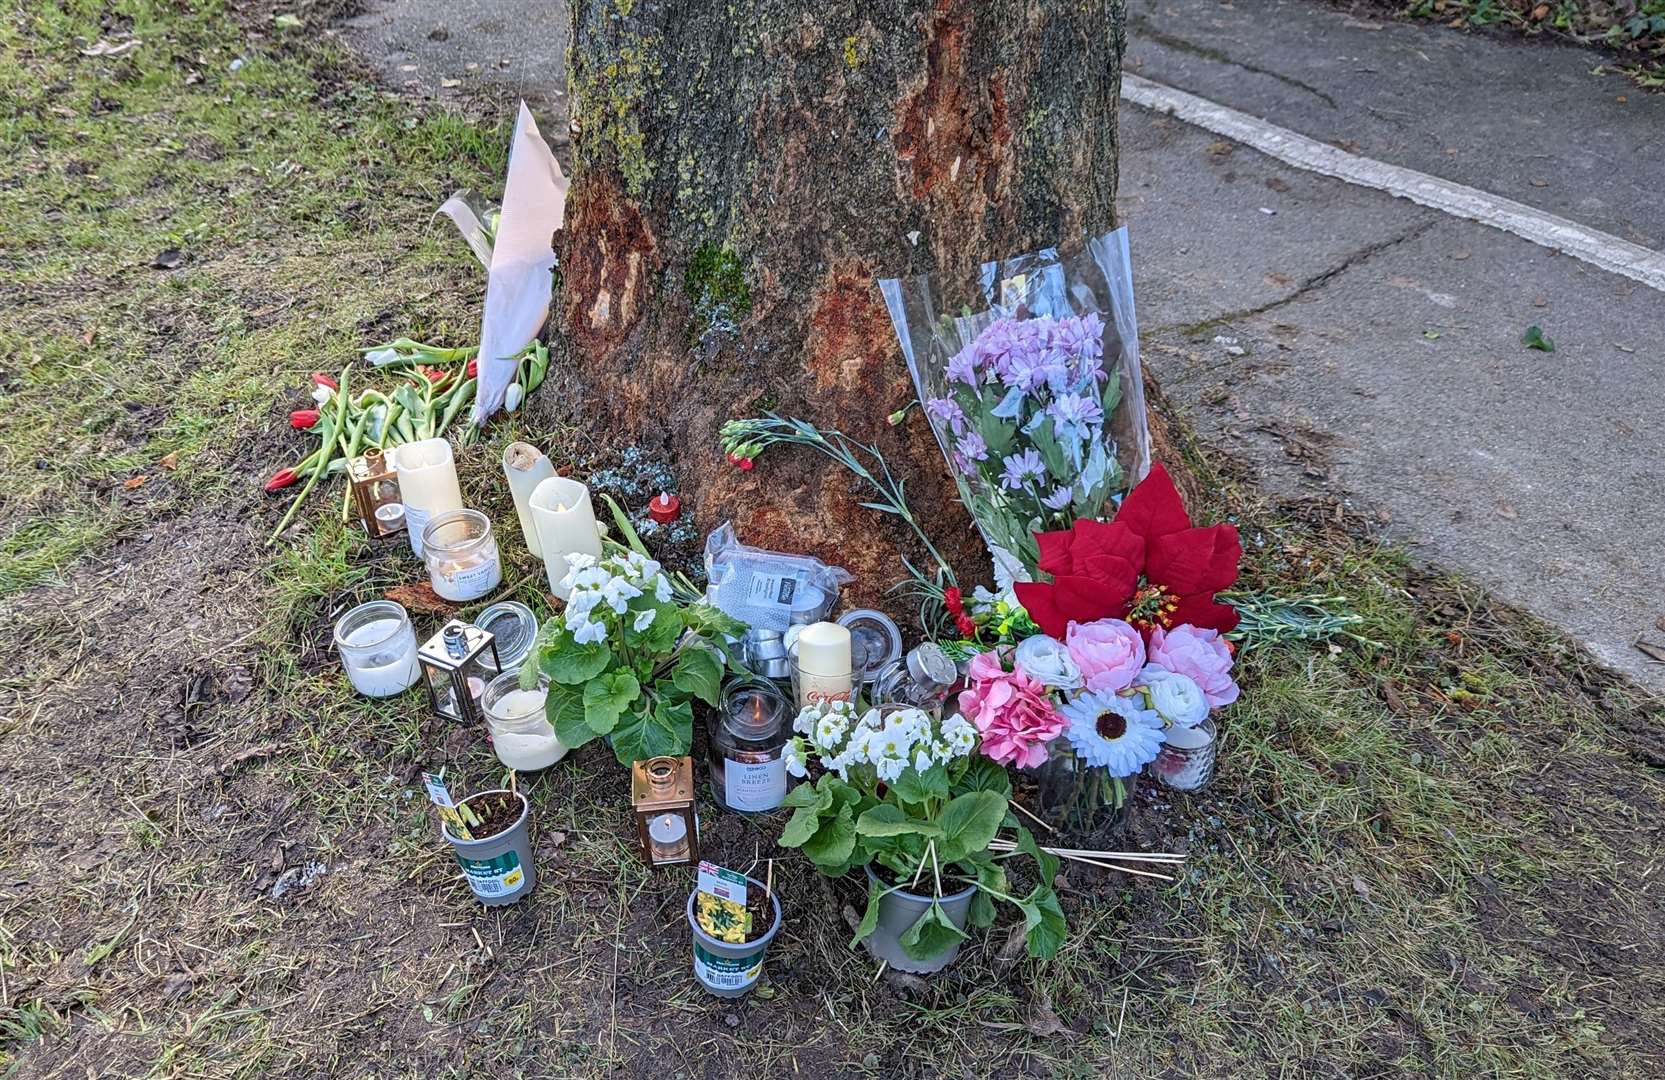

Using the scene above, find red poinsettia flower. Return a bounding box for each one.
[1013,463,1240,640]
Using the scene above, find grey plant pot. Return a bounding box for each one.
[862,864,978,975]
[685,877,783,998]
[441,789,534,906]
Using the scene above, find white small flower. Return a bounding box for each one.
[874,755,905,783]
[784,739,807,778]
[1015,634,1084,691]
[654,575,673,602]
[570,617,607,645]
[600,575,643,614]
[930,738,953,764]
[565,552,597,573]
[814,714,847,750]
[633,608,657,632]
[860,707,884,731]
[566,589,602,617]
[913,748,933,773]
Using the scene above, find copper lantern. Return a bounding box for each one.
[348,447,405,538]
[631,756,699,867]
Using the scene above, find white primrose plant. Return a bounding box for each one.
[776,701,1066,965]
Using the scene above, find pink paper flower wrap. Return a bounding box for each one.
[956,650,1065,769]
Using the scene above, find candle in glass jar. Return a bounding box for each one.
[393,438,463,558]
[1154,718,1217,792]
[334,601,421,698]
[482,672,566,771]
[422,509,502,602]
[528,476,603,599]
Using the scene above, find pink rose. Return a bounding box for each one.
[1148,624,1238,708]
[956,650,1065,769]
[1065,618,1146,694]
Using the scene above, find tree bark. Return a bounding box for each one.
[553,0,1148,611]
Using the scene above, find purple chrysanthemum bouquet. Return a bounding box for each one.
[880,229,1151,583]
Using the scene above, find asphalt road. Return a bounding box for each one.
[341,0,1665,694]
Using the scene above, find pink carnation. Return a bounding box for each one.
[956,650,1065,769]
[1065,618,1146,694]
[1148,624,1238,708]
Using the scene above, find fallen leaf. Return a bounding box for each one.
[1352,876,1372,899]
[386,582,454,615]
[1655,615,1665,634]
[1265,176,1290,193]
[1423,330,1441,340]
[81,327,97,345]
[995,921,1028,964]
[1025,990,1079,1039]
[208,741,285,779]
[1529,179,1549,188]
[1635,639,1665,664]
[159,451,180,470]
[273,13,302,30]
[151,249,184,270]
[1522,325,1555,352]
[1495,501,1517,520]
[123,475,149,490]
[1206,139,1234,159]
[1264,272,1295,288]
[1533,296,1548,308]
[1452,250,1470,260]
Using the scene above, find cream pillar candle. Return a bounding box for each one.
[393,438,463,558]
[528,476,603,598]
[502,442,556,558]
[793,621,853,711]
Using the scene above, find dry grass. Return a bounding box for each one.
[1,2,1663,1078]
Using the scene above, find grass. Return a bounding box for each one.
[2,1,1664,1078]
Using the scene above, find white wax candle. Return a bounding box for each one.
[341,618,420,697]
[649,813,688,846]
[502,442,556,558]
[393,439,463,558]
[528,476,603,599]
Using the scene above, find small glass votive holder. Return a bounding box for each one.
[482,670,566,772]
[1153,715,1217,793]
[333,600,421,698]
[422,509,503,602]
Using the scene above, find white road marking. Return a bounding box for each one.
[1122,73,1665,295]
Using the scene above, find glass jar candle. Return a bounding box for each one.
[333,600,421,697]
[482,670,566,771]
[709,678,789,812]
[1153,716,1218,793]
[421,509,502,602]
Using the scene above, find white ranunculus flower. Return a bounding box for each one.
[1015,634,1084,690]
[1144,669,1210,729]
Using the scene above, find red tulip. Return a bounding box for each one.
[1014,463,1240,640]
[738,457,755,472]
[425,367,448,384]
[289,409,320,429]
[465,358,478,380]
[265,467,300,491]
[311,372,337,390]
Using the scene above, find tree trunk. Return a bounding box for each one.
[553,0,1154,611]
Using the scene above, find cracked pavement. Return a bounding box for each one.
[340,0,1665,694]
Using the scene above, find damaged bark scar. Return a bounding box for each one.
[560,172,658,353]
[804,265,904,405]
[892,0,1012,205]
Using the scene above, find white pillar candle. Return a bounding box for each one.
[529,476,603,599]
[502,442,556,558]
[794,621,853,711]
[393,438,463,558]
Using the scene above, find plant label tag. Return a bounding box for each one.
[696,861,747,905]
[421,772,456,809]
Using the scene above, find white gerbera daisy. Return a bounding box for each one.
[1059,690,1165,777]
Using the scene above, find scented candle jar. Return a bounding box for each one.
[333,600,421,697]
[1153,716,1218,792]
[422,509,503,602]
[482,670,566,771]
[709,678,789,812]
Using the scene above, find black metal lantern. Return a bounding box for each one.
[418,620,501,724]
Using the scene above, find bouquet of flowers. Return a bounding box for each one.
[776,702,1065,964]
[880,228,1151,582]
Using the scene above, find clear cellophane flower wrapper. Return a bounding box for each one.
[880,227,1152,581]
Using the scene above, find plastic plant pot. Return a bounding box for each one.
[685,877,783,998]
[440,789,534,906]
[861,864,978,974]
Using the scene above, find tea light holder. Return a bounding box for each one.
[418,620,502,724]
[347,447,404,538]
[1153,715,1218,793]
[709,677,789,812]
[632,756,699,866]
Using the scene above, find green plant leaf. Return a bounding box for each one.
[968,859,1005,929]
[898,901,968,962]
[952,756,1013,799]
[627,601,684,652]
[782,779,833,812]
[1014,823,1060,884]
[610,698,692,765]
[779,804,825,849]
[1022,883,1068,959]
[582,671,639,735]
[935,790,1008,863]
[546,683,595,749]
[539,638,612,685]
[850,875,886,948]
[1100,369,1123,416]
[1522,324,1555,352]
[800,804,857,870]
[683,602,746,640]
[856,803,943,839]
[671,644,724,707]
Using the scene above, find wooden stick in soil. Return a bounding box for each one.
[1009,799,1055,834]
[764,859,774,903]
